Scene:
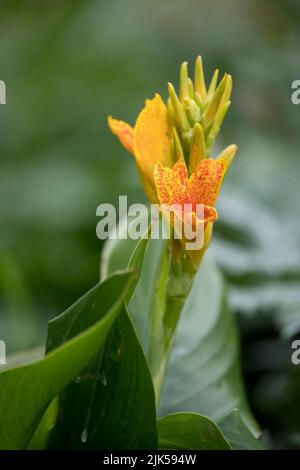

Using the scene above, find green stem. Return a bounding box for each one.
[148,245,195,406]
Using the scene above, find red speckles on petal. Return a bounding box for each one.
[167,160,189,205]
[189,158,227,207]
[154,158,224,225]
[172,159,188,188]
[154,159,189,206]
[154,163,171,204]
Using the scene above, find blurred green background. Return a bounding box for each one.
[1,0,300,449]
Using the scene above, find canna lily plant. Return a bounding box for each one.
[0,57,262,452]
[109,57,237,400]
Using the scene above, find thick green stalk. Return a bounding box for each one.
[148,245,195,405]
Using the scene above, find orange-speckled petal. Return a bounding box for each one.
[134,94,172,194]
[172,158,188,188]
[189,158,227,207]
[154,159,189,206]
[154,163,171,204]
[168,160,189,206]
[108,116,134,155]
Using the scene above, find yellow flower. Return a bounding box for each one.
[108,56,237,265]
[154,150,236,220]
[154,145,236,266]
[108,94,173,202]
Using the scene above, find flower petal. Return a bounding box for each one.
[203,205,218,222]
[108,116,134,155]
[187,221,214,269]
[216,144,237,173]
[154,159,189,206]
[172,158,189,189]
[189,157,229,207]
[134,94,172,198]
[154,163,171,204]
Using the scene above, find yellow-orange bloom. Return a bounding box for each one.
[154,146,236,219]
[108,57,237,266]
[108,94,173,202]
[154,145,236,265]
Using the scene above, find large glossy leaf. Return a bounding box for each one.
[46,272,133,352]
[158,412,230,450]
[48,234,158,449]
[48,306,157,449]
[218,409,264,450]
[102,216,166,353]
[101,217,139,281]
[159,256,260,439]
[0,271,133,449]
[27,398,59,450]
[101,219,262,449]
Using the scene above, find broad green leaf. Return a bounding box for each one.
[101,217,138,281]
[218,409,264,450]
[128,236,166,353]
[0,271,133,449]
[48,234,158,449]
[27,398,59,450]
[49,306,157,449]
[125,224,153,304]
[158,257,259,438]
[102,215,166,353]
[158,412,230,450]
[101,218,261,448]
[46,272,133,352]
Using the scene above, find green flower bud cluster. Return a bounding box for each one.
[167,57,232,170]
